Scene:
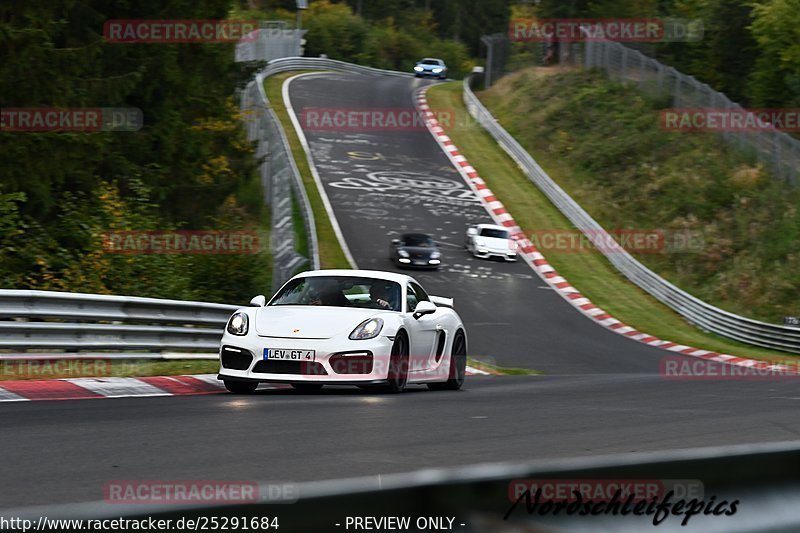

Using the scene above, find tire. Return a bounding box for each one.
[428,330,466,391]
[291,383,323,393]
[224,380,258,394]
[384,331,409,393]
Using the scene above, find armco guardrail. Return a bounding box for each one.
[464,74,800,354]
[259,56,416,79]
[241,75,314,290]
[10,441,800,531]
[0,290,237,356]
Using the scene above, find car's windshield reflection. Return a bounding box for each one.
[269,276,403,311]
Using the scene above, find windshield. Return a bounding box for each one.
[421,59,441,65]
[270,276,402,311]
[401,234,435,247]
[479,228,509,239]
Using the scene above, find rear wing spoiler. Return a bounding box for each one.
[430,295,454,309]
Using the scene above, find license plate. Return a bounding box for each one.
[264,348,315,361]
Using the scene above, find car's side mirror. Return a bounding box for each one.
[249,295,266,307]
[391,239,401,246]
[466,227,478,237]
[413,300,437,319]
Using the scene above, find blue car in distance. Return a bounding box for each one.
[413,58,448,79]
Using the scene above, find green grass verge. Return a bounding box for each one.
[291,193,309,259]
[0,359,219,381]
[426,80,795,364]
[264,72,351,270]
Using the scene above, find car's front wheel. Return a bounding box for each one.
[428,330,466,391]
[385,331,409,393]
[224,380,258,394]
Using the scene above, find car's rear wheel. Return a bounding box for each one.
[291,383,323,393]
[385,331,409,393]
[428,330,466,391]
[224,380,258,394]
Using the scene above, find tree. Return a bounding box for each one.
[748,0,800,107]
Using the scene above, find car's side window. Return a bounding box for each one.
[406,285,418,312]
[410,283,430,305]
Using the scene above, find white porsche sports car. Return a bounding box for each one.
[218,269,468,393]
[465,223,519,261]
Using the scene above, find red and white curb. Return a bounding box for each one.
[0,368,488,402]
[414,87,792,374]
[0,374,279,403]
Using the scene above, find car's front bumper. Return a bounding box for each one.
[396,257,441,268]
[473,248,518,261]
[414,70,446,77]
[217,334,395,384]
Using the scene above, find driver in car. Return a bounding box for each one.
[368,283,393,310]
[308,281,349,306]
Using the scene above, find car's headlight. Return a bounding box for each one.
[475,237,486,247]
[227,312,249,336]
[349,318,384,340]
[430,251,441,259]
[432,68,443,73]
[414,66,423,71]
[398,249,410,258]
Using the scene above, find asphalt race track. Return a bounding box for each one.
[285,71,669,374]
[4,376,800,508]
[2,72,799,511]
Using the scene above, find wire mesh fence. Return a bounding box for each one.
[486,32,798,185]
[584,39,799,185]
[235,21,306,63]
